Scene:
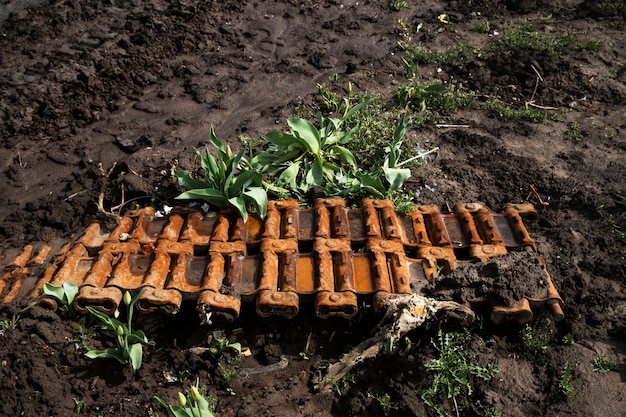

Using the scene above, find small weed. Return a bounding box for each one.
[219,363,241,385]
[565,120,585,142]
[561,333,575,346]
[331,371,356,396]
[238,135,265,152]
[226,387,236,396]
[420,330,497,417]
[473,20,490,34]
[612,224,625,241]
[559,362,577,398]
[73,398,85,414]
[608,63,626,79]
[68,321,97,350]
[389,0,409,11]
[395,18,409,35]
[592,355,617,374]
[299,351,310,361]
[520,318,553,355]
[482,100,547,123]
[396,80,474,115]
[0,313,20,335]
[370,392,399,413]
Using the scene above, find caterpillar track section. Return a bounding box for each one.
[0,199,563,324]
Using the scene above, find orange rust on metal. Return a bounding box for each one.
[0,199,563,324]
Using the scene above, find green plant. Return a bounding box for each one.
[299,351,310,360]
[68,321,97,350]
[420,330,497,417]
[155,378,218,417]
[73,398,85,414]
[489,23,568,56]
[252,99,374,198]
[396,81,473,115]
[592,355,617,374]
[559,362,577,398]
[520,318,552,354]
[172,128,267,222]
[473,20,490,33]
[612,224,625,241]
[85,290,153,370]
[219,363,241,385]
[565,120,585,142]
[43,282,79,318]
[561,333,575,346]
[0,313,19,335]
[208,331,242,357]
[353,117,415,199]
[331,371,356,396]
[371,392,399,413]
[482,99,547,123]
[389,0,409,11]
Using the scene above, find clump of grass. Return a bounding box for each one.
[396,80,474,116]
[0,314,19,335]
[489,23,604,57]
[389,0,409,11]
[520,318,553,354]
[473,20,490,34]
[564,119,585,142]
[489,23,570,56]
[592,355,617,374]
[419,330,498,417]
[482,100,547,123]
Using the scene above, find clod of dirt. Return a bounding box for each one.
[423,251,549,306]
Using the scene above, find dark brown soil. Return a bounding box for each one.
[1,0,625,416]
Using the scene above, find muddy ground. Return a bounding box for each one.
[1,0,625,416]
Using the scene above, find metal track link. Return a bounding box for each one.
[0,199,563,324]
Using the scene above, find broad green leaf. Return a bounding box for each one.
[228,169,258,196]
[85,347,128,364]
[243,187,268,220]
[383,167,411,191]
[128,343,143,370]
[174,188,230,208]
[228,196,248,222]
[331,145,357,168]
[425,83,446,94]
[277,161,301,189]
[287,118,321,154]
[342,97,376,120]
[223,148,246,190]
[306,158,324,186]
[354,172,386,198]
[43,283,66,303]
[172,169,208,191]
[210,127,232,161]
[86,306,119,329]
[266,131,298,147]
[392,117,413,143]
[62,282,79,305]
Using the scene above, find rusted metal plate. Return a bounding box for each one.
[0,199,563,324]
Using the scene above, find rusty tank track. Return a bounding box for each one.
[0,199,563,324]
